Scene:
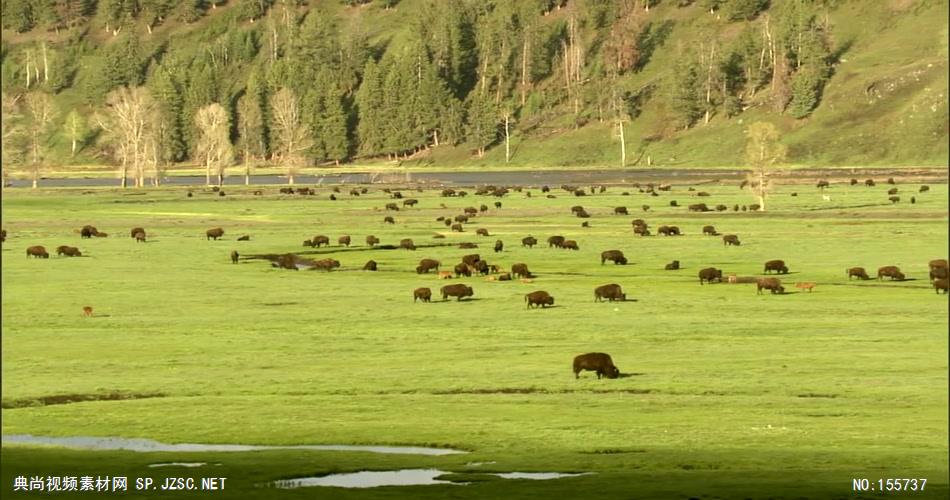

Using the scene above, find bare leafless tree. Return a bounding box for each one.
[99,86,156,188]
[745,122,786,212]
[269,87,311,185]
[194,103,234,186]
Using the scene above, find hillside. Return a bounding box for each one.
[1,0,947,178]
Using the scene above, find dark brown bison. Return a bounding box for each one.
[887,187,899,195]
[383,216,395,224]
[479,204,489,212]
[459,242,478,249]
[476,228,490,237]
[279,187,294,194]
[642,204,650,211]
[633,224,650,236]
[366,235,380,247]
[865,179,875,187]
[688,203,710,212]
[702,225,718,236]
[230,250,239,264]
[594,283,625,302]
[399,238,416,250]
[525,290,555,308]
[472,260,490,275]
[600,250,627,265]
[130,227,145,238]
[657,225,672,236]
[56,245,82,257]
[445,219,454,227]
[547,235,565,248]
[816,180,829,189]
[494,201,502,208]
[454,263,472,277]
[385,202,400,211]
[464,207,478,215]
[441,284,474,301]
[133,231,146,243]
[522,236,538,248]
[665,260,680,270]
[441,188,456,197]
[749,204,761,211]
[847,267,871,280]
[723,234,740,246]
[670,200,679,207]
[338,235,351,247]
[850,178,858,185]
[403,199,419,207]
[237,235,250,241]
[363,260,378,271]
[206,227,224,240]
[26,245,49,258]
[417,259,441,274]
[461,254,481,266]
[511,263,531,279]
[928,259,948,270]
[877,266,905,281]
[312,235,330,247]
[699,267,723,284]
[561,240,579,250]
[668,226,681,236]
[274,254,298,270]
[934,278,949,294]
[756,277,785,294]
[888,196,900,204]
[494,240,504,253]
[414,287,432,303]
[1,229,7,242]
[454,214,469,223]
[919,185,930,193]
[764,260,789,274]
[929,267,948,281]
[886,177,896,185]
[313,258,341,271]
[80,225,98,238]
[573,353,620,379]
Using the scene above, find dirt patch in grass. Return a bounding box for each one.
[580,448,647,455]
[1,391,166,409]
[796,393,839,399]
[430,387,656,395]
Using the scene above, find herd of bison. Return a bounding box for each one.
[6,177,947,379]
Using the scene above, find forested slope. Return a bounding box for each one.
[1,0,947,180]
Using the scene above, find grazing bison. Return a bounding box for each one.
[206,228,224,240]
[279,187,294,194]
[511,263,531,279]
[363,260,378,271]
[441,284,474,301]
[561,240,579,250]
[764,260,789,274]
[657,225,672,236]
[642,204,650,211]
[455,215,469,223]
[313,258,341,271]
[847,267,871,280]
[133,231,146,243]
[795,282,816,292]
[525,290,555,308]
[850,178,858,185]
[816,180,830,189]
[702,225,718,236]
[665,260,680,270]
[522,236,538,248]
[459,242,478,249]
[575,209,590,218]
[413,287,432,303]
[366,235,380,247]
[494,240,504,253]
[329,194,336,200]
[600,250,627,265]
[473,260,490,275]
[928,259,947,270]
[130,227,145,238]
[274,254,298,270]
[934,278,949,294]
[312,235,330,247]
[573,353,620,380]
[699,267,723,285]
[571,205,585,215]
[723,234,741,246]
[56,245,82,257]
[383,216,395,224]
[444,219,454,227]
[417,259,441,274]
[80,225,98,238]
[461,254,481,266]
[454,263,472,277]
[756,277,785,294]
[888,196,900,204]
[594,283,625,302]
[887,187,899,195]
[919,185,930,193]
[716,204,728,211]
[237,235,250,241]
[26,245,49,258]
[670,200,679,207]
[749,204,761,211]
[865,179,875,187]
[877,266,905,281]
[399,238,416,250]
[230,250,239,264]
[403,199,419,207]
[464,207,478,215]
[547,235,565,248]
[476,228,490,237]
[886,177,896,185]
[479,204,489,213]
[338,235,351,247]
[494,201,502,208]
[688,203,710,212]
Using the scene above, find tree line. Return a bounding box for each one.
[1,0,838,186]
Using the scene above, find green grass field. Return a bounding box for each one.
[1,176,947,499]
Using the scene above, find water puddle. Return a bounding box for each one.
[1,435,466,455]
[275,469,595,488]
[491,472,593,480]
[275,469,459,489]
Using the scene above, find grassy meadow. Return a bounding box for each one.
[1,175,948,499]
